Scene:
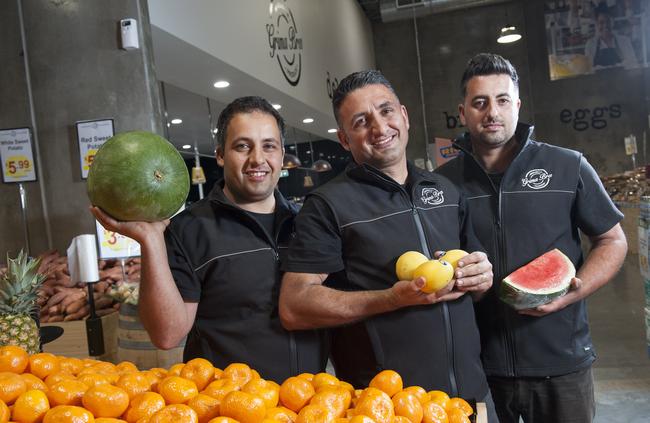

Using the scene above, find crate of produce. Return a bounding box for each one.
[41,310,118,361]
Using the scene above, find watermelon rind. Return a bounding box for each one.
[500,249,576,310]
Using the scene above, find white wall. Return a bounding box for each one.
[148,0,375,118]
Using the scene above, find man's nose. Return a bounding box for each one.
[486,101,499,119]
[250,146,265,164]
[370,114,389,135]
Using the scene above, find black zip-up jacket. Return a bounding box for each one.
[165,182,327,383]
[436,123,623,377]
[286,162,488,400]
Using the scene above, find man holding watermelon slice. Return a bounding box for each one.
[436,53,628,423]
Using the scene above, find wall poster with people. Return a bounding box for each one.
[545,0,649,80]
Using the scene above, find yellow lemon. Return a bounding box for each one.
[440,249,469,270]
[413,260,454,293]
[395,251,429,281]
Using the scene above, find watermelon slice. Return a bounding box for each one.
[500,249,576,310]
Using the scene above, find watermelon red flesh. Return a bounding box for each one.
[500,249,576,310]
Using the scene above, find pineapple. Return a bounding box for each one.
[0,250,45,353]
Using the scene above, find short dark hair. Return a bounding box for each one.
[332,70,398,125]
[460,53,519,98]
[216,96,285,149]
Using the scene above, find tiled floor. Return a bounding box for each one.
[590,252,650,422]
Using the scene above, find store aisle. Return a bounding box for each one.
[590,253,650,423]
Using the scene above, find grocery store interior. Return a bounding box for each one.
[1,0,650,421]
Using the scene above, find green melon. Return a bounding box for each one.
[500,249,575,310]
[87,131,190,221]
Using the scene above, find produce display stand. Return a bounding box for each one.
[41,310,118,361]
[475,402,487,423]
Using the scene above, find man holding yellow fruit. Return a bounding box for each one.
[279,70,498,422]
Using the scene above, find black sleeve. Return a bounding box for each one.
[165,226,201,302]
[282,195,345,274]
[458,191,485,253]
[574,157,624,236]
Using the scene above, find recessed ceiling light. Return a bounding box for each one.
[303,118,314,124]
[213,80,230,88]
[171,118,183,125]
[327,128,337,133]
[272,104,282,110]
[182,144,191,149]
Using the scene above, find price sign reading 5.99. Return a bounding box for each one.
[0,128,37,183]
[5,155,32,178]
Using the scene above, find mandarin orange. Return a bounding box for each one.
[295,404,332,423]
[123,392,165,423]
[186,393,220,423]
[157,376,198,404]
[265,406,297,423]
[180,359,214,392]
[82,384,130,418]
[0,346,29,374]
[12,389,50,423]
[242,379,279,409]
[391,391,423,423]
[354,388,394,423]
[421,402,447,423]
[201,379,239,401]
[42,405,94,423]
[368,371,402,398]
[0,372,27,404]
[47,380,90,407]
[116,372,153,400]
[278,377,315,413]
[148,404,198,423]
[219,391,266,423]
[28,353,60,380]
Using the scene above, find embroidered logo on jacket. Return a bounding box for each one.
[421,188,444,205]
[521,169,553,189]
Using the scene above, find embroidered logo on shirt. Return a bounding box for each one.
[521,169,553,189]
[421,188,444,205]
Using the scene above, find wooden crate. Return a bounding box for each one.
[41,311,118,362]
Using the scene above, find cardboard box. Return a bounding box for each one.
[41,311,118,361]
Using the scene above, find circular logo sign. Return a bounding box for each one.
[266,0,303,86]
[521,169,553,189]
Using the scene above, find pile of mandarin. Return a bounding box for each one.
[0,345,473,423]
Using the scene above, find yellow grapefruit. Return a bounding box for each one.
[395,251,429,281]
[413,260,454,294]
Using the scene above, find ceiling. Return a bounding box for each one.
[151,26,340,158]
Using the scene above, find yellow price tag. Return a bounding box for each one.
[5,155,32,178]
[84,149,97,171]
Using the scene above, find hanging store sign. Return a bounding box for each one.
[0,127,37,183]
[95,220,141,259]
[267,0,303,86]
[76,119,114,179]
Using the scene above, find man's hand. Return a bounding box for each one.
[89,206,169,243]
[389,277,465,307]
[518,277,583,317]
[449,251,493,294]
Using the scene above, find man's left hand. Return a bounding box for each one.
[452,251,493,295]
[518,277,583,317]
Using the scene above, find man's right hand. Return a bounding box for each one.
[390,277,465,308]
[89,206,169,244]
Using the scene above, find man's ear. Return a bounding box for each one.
[216,146,225,167]
[459,103,466,126]
[337,129,351,151]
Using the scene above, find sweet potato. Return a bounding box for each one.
[64,305,90,321]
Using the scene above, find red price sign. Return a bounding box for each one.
[5,155,32,178]
[83,149,97,171]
